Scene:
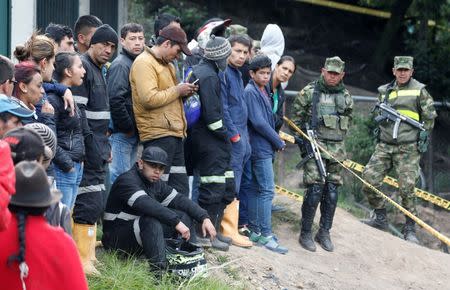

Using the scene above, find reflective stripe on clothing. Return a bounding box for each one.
[388,89,421,100]
[133,217,143,246]
[200,175,226,184]
[78,184,105,194]
[103,211,139,221]
[170,166,187,174]
[127,190,147,207]
[85,110,110,120]
[161,189,178,207]
[225,171,234,178]
[397,109,420,121]
[207,119,223,131]
[161,174,169,182]
[74,95,88,105]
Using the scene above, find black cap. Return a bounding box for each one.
[10,161,61,207]
[3,127,45,164]
[141,146,168,166]
[90,24,118,47]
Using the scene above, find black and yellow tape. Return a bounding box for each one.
[279,130,450,211]
[283,116,450,247]
[275,185,303,202]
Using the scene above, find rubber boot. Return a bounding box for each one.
[220,199,253,248]
[299,184,322,252]
[316,183,338,252]
[315,228,334,252]
[299,231,316,252]
[72,223,100,275]
[403,217,420,245]
[90,224,101,265]
[361,208,389,231]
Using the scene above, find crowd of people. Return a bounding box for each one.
[0,9,435,288]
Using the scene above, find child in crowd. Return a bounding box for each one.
[243,54,288,254]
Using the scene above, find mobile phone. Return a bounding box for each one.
[191,79,199,85]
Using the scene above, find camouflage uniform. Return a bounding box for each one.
[362,57,437,215]
[292,57,353,252]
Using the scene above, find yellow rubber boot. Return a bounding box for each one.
[221,199,253,248]
[73,223,100,276]
[90,224,101,265]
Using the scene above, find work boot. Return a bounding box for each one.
[72,223,100,275]
[298,184,322,252]
[217,233,232,245]
[403,217,420,245]
[211,237,230,251]
[299,231,316,252]
[361,208,389,231]
[220,199,253,248]
[315,228,334,252]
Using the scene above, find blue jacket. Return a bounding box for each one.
[245,79,284,160]
[219,65,248,139]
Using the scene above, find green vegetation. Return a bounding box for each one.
[88,250,235,290]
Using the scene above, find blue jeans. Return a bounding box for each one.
[246,158,275,237]
[109,132,138,184]
[238,159,252,226]
[55,162,83,209]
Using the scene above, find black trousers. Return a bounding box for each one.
[73,162,106,225]
[142,136,189,196]
[102,210,192,270]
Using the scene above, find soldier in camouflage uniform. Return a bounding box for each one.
[292,56,353,252]
[362,56,437,244]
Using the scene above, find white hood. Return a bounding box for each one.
[260,24,285,71]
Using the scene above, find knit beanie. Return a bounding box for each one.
[25,123,56,163]
[90,24,118,47]
[204,35,231,61]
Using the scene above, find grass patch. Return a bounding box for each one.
[88,250,236,290]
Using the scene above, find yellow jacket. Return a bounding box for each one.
[130,46,186,142]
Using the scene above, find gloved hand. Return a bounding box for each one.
[418,131,429,153]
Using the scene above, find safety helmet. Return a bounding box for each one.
[165,238,207,278]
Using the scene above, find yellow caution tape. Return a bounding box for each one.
[283,117,450,247]
[275,185,303,202]
[280,130,450,211]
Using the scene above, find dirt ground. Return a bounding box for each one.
[207,194,450,290]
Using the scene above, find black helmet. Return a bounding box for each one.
[165,238,207,278]
[141,146,168,166]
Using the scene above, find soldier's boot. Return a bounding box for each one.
[403,217,420,245]
[361,208,389,231]
[315,183,338,252]
[298,184,323,252]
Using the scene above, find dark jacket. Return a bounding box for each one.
[190,59,228,141]
[245,79,284,160]
[47,91,85,172]
[219,64,248,140]
[108,49,138,135]
[103,165,209,230]
[71,53,111,166]
[268,74,285,132]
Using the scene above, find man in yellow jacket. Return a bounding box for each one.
[130,25,197,195]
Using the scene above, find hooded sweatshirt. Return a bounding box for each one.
[260,24,285,71]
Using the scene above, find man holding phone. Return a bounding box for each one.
[130,25,197,196]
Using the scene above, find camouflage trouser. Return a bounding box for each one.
[303,140,346,186]
[362,142,420,214]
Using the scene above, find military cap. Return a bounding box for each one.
[324,56,345,73]
[394,56,413,70]
[227,24,248,36]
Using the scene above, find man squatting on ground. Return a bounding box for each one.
[102,146,216,271]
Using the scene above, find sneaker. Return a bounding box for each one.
[238,225,251,237]
[261,235,288,254]
[249,231,262,244]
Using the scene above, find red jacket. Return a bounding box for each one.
[0,141,15,231]
[0,215,88,290]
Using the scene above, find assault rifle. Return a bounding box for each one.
[375,103,425,139]
[286,126,327,182]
